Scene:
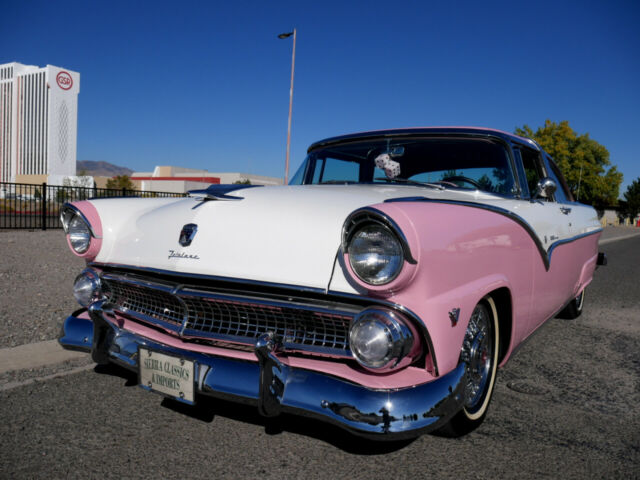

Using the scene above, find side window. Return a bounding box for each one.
[519,147,548,200]
[546,157,574,202]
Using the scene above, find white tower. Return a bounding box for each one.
[0,62,80,183]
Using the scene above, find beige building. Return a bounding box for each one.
[131,166,282,193]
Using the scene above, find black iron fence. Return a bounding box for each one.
[0,182,186,230]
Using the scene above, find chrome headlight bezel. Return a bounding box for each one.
[73,268,102,307]
[60,204,97,254]
[342,208,416,286]
[349,307,415,372]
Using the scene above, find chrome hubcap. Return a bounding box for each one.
[460,303,493,409]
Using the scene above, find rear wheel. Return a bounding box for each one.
[438,296,499,437]
[557,289,585,319]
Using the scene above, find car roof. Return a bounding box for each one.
[307,127,540,153]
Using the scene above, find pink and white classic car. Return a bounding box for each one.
[59,128,606,438]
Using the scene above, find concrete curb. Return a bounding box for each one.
[0,364,95,392]
[0,339,86,375]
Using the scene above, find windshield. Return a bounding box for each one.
[289,137,516,196]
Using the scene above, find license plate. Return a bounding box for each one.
[139,348,195,404]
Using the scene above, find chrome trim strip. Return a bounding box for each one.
[90,263,440,376]
[546,229,604,261]
[59,310,465,440]
[60,203,102,239]
[91,262,329,294]
[383,197,602,271]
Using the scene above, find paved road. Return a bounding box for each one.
[1,236,638,479]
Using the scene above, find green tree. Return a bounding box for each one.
[106,175,136,191]
[515,120,623,207]
[233,178,251,185]
[476,174,494,192]
[621,178,640,221]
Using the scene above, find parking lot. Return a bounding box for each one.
[0,228,638,479]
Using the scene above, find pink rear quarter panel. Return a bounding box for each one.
[528,234,600,327]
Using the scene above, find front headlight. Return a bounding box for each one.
[347,224,403,285]
[68,215,91,253]
[73,269,102,306]
[349,308,415,371]
[60,206,92,254]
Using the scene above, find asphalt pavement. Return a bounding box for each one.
[0,231,638,479]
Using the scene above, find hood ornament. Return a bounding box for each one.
[179,223,198,247]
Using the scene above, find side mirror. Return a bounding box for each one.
[532,177,556,201]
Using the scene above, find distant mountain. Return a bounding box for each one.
[77,160,134,177]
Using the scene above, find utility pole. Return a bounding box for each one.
[278,29,296,185]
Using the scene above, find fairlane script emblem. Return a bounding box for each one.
[168,250,200,260]
[179,223,198,247]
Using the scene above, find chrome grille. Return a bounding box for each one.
[182,296,350,350]
[102,279,185,326]
[101,275,352,355]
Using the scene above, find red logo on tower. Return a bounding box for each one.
[56,71,73,90]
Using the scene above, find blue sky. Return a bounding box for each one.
[2,0,639,194]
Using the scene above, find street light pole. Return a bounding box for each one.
[279,29,296,185]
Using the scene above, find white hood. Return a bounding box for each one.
[92,185,430,289]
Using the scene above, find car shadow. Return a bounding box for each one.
[93,362,138,387]
[91,362,416,453]
[164,393,416,454]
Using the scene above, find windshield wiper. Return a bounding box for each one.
[374,177,446,190]
[319,180,358,184]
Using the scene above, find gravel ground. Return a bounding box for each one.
[0,229,85,348]
[0,226,638,349]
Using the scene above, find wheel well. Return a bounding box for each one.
[487,287,512,365]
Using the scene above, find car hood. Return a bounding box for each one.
[90,184,510,290]
[90,185,409,289]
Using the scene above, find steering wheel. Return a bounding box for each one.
[441,175,483,189]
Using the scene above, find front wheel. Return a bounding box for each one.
[438,296,499,437]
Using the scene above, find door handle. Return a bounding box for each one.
[560,207,572,215]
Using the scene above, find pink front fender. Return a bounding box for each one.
[368,201,540,376]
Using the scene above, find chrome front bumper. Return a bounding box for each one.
[59,303,466,440]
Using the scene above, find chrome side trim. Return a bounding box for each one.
[59,310,465,440]
[383,197,602,271]
[546,229,604,262]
